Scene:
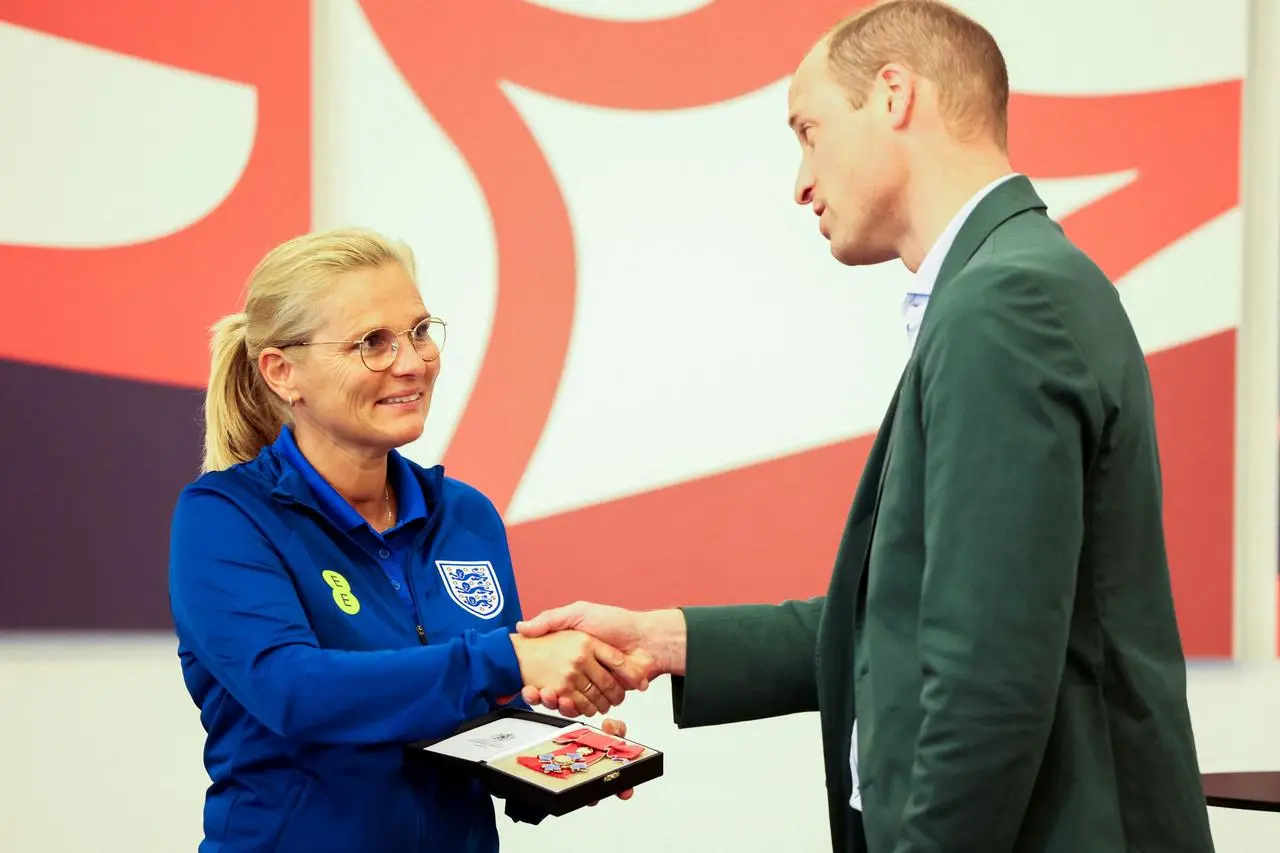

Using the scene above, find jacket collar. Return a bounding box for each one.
[263,428,445,521]
[931,174,1049,296]
[910,173,1018,300]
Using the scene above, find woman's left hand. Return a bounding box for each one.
[590,718,634,804]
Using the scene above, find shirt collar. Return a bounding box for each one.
[907,172,1020,301]
[273,425,427,534]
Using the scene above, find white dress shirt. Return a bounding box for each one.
[848,172,1019,811]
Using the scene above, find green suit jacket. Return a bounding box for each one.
[670,176,1215,853]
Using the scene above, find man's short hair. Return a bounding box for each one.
[825,0,1009,149]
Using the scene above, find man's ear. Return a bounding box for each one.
[258,347,297,405]
[877,62,916,131]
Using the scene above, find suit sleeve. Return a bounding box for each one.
[168,488,524,746]
[670,598,823,727]
[892,267,1104,853]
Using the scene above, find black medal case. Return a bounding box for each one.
[404,706,664,818]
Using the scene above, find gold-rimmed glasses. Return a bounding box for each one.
[285,316,447,372]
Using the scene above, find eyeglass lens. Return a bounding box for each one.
[360,318,445,370]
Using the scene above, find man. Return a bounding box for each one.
[518,2,1216,851]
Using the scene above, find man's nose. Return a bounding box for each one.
[794,163,814,206]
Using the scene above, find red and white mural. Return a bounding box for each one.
[0,0,1246,656]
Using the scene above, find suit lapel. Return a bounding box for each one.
[852,371,904,586]
[849,177,1049,595]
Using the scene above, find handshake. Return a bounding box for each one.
[507,601,687,717]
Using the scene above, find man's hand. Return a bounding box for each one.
[516,601,687,716]
[509,629,647,717]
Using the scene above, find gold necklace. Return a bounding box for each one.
[384,483,394,530]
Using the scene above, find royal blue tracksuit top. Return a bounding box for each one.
[168,426,537,852]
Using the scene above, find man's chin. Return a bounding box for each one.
[831,237,896,268]
[829,238,864,267]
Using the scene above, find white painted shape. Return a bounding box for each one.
[311,0,498,468]
[524,0,712,21]
[0,22,255,248]
[1033,170,1136,225]
[503,79,897,521]
[502,82,1150,522]
[950,0,1247,94]
[1118,209,1242,354]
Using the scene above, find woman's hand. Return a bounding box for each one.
[594,717,635,803]
[509,630,646,717]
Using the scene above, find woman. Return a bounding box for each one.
[168,227,645,852]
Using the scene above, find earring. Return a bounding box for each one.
[288,394,295,408]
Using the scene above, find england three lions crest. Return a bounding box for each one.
[435,560,505,620]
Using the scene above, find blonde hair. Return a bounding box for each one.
[825,0,1009,150]
[201,226,417,473]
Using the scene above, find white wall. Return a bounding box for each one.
[0,638,1278,852]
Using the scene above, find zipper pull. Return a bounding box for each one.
[416,625,426,644]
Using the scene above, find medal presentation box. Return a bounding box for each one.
[405,707,664,817]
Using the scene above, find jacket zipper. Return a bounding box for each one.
[403,552,427,645]
[407,512,442,645]
[404,510,444,647]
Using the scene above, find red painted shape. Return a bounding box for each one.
[359,2,578,514]
[1009,84,1242,283]
[508,432,877,611]
[1145,331,1236,656]
[479,0,863,108]
[0,1,311,388]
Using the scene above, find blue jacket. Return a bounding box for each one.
[168,428,534,852]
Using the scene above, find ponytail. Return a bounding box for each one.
[201,313,285,473]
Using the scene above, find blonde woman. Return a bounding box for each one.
[168,227,644,852]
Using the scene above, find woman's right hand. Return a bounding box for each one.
[509,630,646,717]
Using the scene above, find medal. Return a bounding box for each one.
[516,726,645,780]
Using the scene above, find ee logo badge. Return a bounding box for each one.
[322,570,360,615]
